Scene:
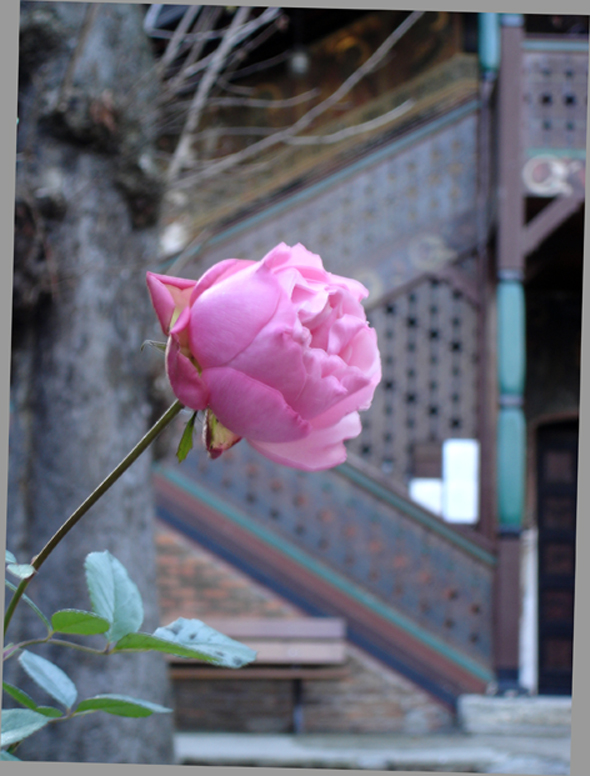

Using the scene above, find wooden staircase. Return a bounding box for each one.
[153,439,495,709]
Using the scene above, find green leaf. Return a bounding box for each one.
[2,684,64,721]
[18,651,77,710]
[3,681,38,711]
[5,580,51,632]
[84,551,143,643]
[2,683,63,719]
[0,709,50,748]
[75,694,171,718]
[140,339,167,353]
[176,411,197,463]
[6,563,36,580]
[112,631,226,661]
[51,609,111,636]
[4,550,16,565]
[34,707,63,719]
[115,618,256,668]
[1,750,22,761]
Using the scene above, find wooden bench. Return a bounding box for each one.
[167,617,348,733]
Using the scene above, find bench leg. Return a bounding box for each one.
[292,677,304,734]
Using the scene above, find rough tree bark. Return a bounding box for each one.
[6,2,173,763]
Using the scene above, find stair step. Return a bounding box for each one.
[457,694,571,736]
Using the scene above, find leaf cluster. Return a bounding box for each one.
[2,549,256,756]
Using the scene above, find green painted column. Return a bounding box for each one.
[496,274,526,531]
[478,13,500,76]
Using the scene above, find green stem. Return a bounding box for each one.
[3,400,184,636]
[4,637,109,661]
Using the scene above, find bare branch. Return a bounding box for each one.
[207,89,320,109]
[160,5,201,70]
[167,6,224,94]
[168,7,282,84]
[218,50,292,85]
[174,10,425,188]
[57,4,100,111]
[284,99,415,144]
[167,6,253,182]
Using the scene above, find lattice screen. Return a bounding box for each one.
[348,265,480,487]
[178,432,493,667]
[523,46,588,152]
[196,111,479,302]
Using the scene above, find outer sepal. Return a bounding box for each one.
[203,410,241,459]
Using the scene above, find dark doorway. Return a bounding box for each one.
[536,420,578,695]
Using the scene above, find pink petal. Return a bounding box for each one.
[340,326,381,374]
[203,366,311,443]
[249,412,362,471]
[166,337,209,411]
[312,369,381,429]
[146,272,197,335]
[327,272,369,302]
[327,314,367,357]
[227,324,307,409]
[290,348,349,420]
[189,262,284,369]
[190,258,255,304]
[262,243,329,280]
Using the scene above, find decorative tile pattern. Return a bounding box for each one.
[349,268,480,483]
[522,47,588,154]
[198,111,478,301]
[176,437,493,669]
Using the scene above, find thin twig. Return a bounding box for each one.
[4,637,108,661]
[167,6,252,182]
[167,6,224,94]
[283,99,415,145]
[166,8,281,85]
[207,89,320,109]
[57,4,100,111]
[160,5,201,71]
[174,11,425,188]
[217,50,291,88]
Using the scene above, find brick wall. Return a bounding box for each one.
[156,521,301,622]
[155,521,454,734]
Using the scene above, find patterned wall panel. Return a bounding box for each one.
[521,42,588,197]
[522,44,588,154]
[172,437,493,671]
[350,269,480,484]
[197,108,479,302]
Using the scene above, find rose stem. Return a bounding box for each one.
[3,399,184,635]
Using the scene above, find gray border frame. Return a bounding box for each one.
[1,2,587,776]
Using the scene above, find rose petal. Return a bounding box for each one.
[249,412,362,470]
[262,242,324,272]
[146,272,197,335]
[227,325,307,408]
[327,314,368,357]
[190,258,255,304]
[327,271,369,302]
[203,366,311,443]
[340,326,381,374]
[311,368,381,428]
[166,338,209,411]
[189,262,285,368]
[290,348,349,420]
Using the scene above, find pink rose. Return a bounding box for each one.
[147,242,381,470]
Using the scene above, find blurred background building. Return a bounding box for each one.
[8,5,585,758]
[146,8,585,736]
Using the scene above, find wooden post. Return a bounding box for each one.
[494,14,526,691]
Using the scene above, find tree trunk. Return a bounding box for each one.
[6,2,173,763]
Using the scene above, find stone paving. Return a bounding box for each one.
[173,731,572,773]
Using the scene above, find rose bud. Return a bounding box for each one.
[147,242,381,471]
